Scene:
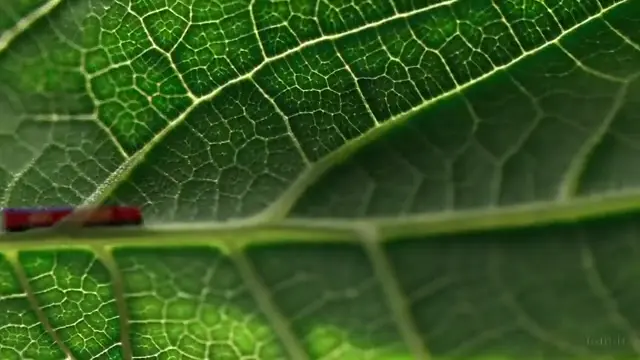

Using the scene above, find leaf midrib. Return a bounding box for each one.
[2,3,635,358]
[3,187,640,250]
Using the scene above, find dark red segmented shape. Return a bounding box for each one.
[2,206,143,232]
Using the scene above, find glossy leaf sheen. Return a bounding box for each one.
[1,0,640,359]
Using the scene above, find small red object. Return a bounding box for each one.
[3,206,143,232]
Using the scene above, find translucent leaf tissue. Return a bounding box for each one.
[1,0,639,359]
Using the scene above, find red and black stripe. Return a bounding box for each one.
[3,206,143,232]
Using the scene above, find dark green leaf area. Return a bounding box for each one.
[105,80,308,222]
[247,242,411,359]
[112,247,289,360]
[19,250,124,359]
[0,254,64,360]
[1,0,635,223]
[292,0,640,218]
[0,0,49,35]
[387,213,640,359]
[2,212,640,359]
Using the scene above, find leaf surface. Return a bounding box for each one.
[1,0,640,359]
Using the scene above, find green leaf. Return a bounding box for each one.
[1,0,640,358]
[3,216,640,359]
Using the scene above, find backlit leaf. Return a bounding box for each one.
[1,0,639,358]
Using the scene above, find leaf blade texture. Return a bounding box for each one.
[1,0,640,358]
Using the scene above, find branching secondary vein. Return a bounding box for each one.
[79,0,459,210]
[80,0,626,226]
[0,0,64,54]
[5,251,77,360]
[359,226,430,360]
[94,246,134,360]
[230,248,310,360]
[260,0,629,222]
[558,81,628,200]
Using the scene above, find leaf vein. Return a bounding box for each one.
[359,226,430,359]
[230,247,310,360]
[0,0,64,55]
[5,251,77,360]
[580,238,640,353]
